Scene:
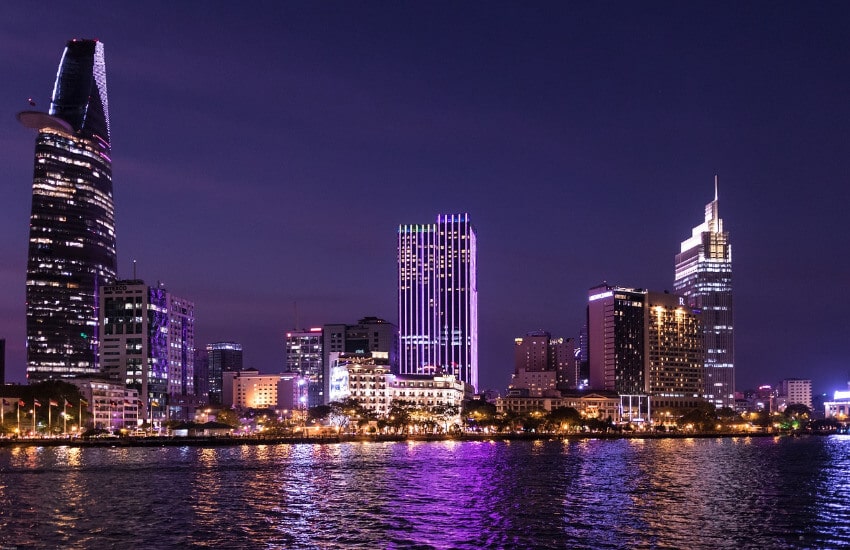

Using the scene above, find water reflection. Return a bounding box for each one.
[1,437,849,548]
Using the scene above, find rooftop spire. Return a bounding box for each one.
[714,174,718,201]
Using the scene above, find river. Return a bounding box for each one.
[1,435,848,548]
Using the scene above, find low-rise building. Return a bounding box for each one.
[68,378,140,430]
[495,391,621,422]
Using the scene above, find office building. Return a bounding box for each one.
[398,213,478,389]
[19,39,116,380]
[0,338,4,385]
[780,378,813,410]
[285,328,323,407]
[323,317,398,399]
[100,280,194,424]
[511,331,577,394]
[674,178,734,408]
[207,342,243,405]
[587,284,705,409]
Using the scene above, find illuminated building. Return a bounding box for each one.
[329,351,471,419]
[779,378,813,410]
[323,317,398,370]
[674,178,734,408]
[495,391,622,422]
[207,342,243,405]
[510,331,577,395]
[68,378,139,430]
[221,370,307,411]
[285,328,324,407]
[398,214,478,390]
[0,338,5,385]
[328,352,393,415]
[587,284,705,410]
[824,382,850,420]
[100,280,194,424]
[19,39,116,380]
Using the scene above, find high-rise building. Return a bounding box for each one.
[322,317,399,400]
[19,39,116,381]
[587,284,704,409]
[0,338,5,385]
[674,178,734,408]
[206,342,243,405]
[100,280,194,424]
[284,328,323,407]
[398,214,478,390]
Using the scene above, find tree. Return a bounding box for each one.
[463,398,497,432]
[216,408,240,428]
[546,407,581,433]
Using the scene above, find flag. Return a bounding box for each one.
[49,399,58,407]
[33,399,42,407]
[80,398,88,406]
[19,399,25,407]
[64,399,73,408]
[1,399,8,406]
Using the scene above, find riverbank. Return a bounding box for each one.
[0,429,826,449]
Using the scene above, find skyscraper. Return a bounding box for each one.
[19,39,116,380]
[674,178,734,408]
[398,214,478,390]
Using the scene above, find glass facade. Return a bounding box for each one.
[285,330,323,407]
[674,181,734,408]
[207,342,243,405]
[21,40,116,380]
[398,214,478,390]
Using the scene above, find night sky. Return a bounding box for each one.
[1,2,848,395]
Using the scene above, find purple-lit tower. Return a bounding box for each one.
[398,214,478,390]
[18,39,116,380]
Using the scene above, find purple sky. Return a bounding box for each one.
[1,2,849,395]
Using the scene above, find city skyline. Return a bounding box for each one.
[1,4,849,394]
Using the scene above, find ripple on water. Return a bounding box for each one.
[1,437,849,548]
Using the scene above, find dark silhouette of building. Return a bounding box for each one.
[207,343,243,405]
[18,39,116,380]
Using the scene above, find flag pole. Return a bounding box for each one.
[32,402,36,436]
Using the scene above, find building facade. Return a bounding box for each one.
[329,352,472,419]
[398,213,478,390]
[285,328,324,407]
[674,179,734,408]
[207,342,243,405]
[780,378,813,410]
[69,378,139,431]
[495,392,622,423]
[512,331,577,394]
[100,280,194,424]
[587,285,705,407]
[19,39,116,380]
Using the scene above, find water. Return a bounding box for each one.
[1,436,849,549]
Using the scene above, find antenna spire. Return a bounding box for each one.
[714,174,719,201]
